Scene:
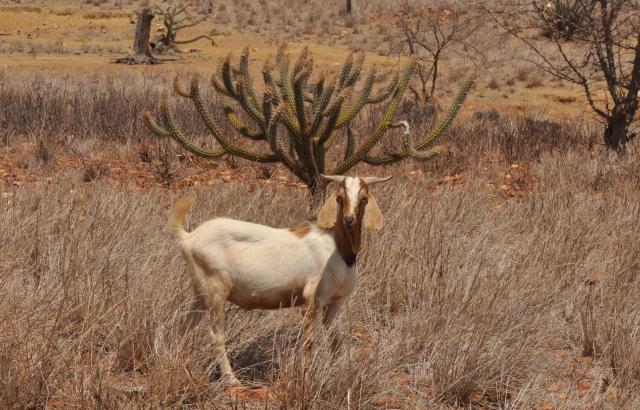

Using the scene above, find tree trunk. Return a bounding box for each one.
[604,109,630,151]
[116,8,157,64]
[430,57,439,99]
[346,0,352,15]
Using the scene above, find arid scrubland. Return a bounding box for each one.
[1,0,640,408]
[3,139,640,408]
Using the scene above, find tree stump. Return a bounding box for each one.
[116,8,157,64]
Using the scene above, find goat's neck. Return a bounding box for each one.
[333,220,361,267]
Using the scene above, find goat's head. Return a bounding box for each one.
[317,175,391,235]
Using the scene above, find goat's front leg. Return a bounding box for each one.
[301,276,324,351]
[322,303,342,327]
[322,302,343,352]
[301,301,320,351]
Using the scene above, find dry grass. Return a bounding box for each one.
[0,69,181,144]
[2,142,640,408]
[1,1,640,408]
[0,72,638,406]
[0,69,592,167]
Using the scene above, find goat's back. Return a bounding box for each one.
[181,218,335,292]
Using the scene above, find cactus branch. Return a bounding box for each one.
[173,77,192,98]
[338,53,355,88]
[398,121,441,160]
[268,104,303,175]
[344,53,365,88]
[221,94,266,140]
[143,48,471,195]
[332,57,416,174]
[344,127,356,160]
[336,69,376,128]
[221,57,238,98]
[157,98,226,158]
[142,109,171,138]
[414,76,474,150]
[189,80,278,162]
[368,72,399,104]
[238,48,266,125]
[362,77,474,164]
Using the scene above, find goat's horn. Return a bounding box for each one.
[360,176,392,185]
[320,174,347,184]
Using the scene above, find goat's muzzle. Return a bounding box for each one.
[343,215,355,228]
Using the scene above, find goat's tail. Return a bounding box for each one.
[169,196,195,241]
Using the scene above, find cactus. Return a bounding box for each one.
[143,46,473,194]
[151,4,213,53]
[541,0,596,40]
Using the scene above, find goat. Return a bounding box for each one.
[169,175,391,385]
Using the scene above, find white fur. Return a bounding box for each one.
[171,175,390,385]
[182,218,356,310]
[173,209,358,386]
[343,177,361,218]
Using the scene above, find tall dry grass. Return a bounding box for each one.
[0,47,638,408]
[2,142,640,407]
[2,0,638,406]
[0,69,216,145]
[0,69,599,182]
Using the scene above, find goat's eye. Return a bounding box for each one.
[361,198,368,205]
[336,196,343,204]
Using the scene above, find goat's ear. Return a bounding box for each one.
[317,192,338,229]
[363,193,384,230]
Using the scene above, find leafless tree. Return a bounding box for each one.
[391,3,480,106]
[116,8,157,64]
[489,0,640,150]
[150,4,213,53]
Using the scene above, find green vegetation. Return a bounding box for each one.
[144,46,473,194]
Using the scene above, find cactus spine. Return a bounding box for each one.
[143,46,472,194]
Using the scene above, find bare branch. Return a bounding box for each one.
[487,0,640,149]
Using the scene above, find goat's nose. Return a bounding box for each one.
[344,215,355,226]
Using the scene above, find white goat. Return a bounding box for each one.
[169,175,391,385]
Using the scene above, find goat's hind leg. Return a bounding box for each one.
[180,280,209,335]
[201,272,239,386]
[209,294,239,385]
[180,251,210,334]
[186,257,239,385]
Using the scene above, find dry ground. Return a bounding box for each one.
[1,0,640,409]
[0,0,594,119]
[3,140,640,408]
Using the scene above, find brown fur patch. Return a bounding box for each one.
[289,224,311,238]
